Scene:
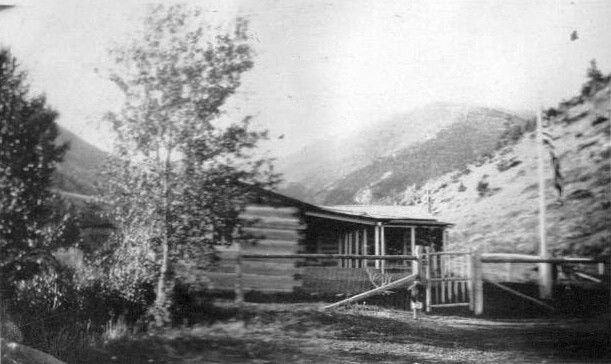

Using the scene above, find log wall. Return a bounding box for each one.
[206,204,305,293]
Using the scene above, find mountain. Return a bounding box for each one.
[278,103,529,204]
[53,126,108,195]
[277,75,610,262]
[427,80,611,260]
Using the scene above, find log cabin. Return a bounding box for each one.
[207,188,453,296]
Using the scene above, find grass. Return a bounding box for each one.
[75,301,611,363]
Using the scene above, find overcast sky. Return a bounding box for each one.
[1,0,610,156]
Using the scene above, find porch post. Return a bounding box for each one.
[411,227,417,273]
[363,228,368,267]
[380,224,386,273]
[374,223,380,269]
[354,230,360,268]
[337,234,342,267]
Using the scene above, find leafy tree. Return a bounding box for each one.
[102,4,277,326]
[0,48,70,293]
[586,59,604,83]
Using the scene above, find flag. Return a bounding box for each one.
[541,129,563,198]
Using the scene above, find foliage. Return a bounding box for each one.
[581,59,607,96]
[476,175,490,197]
[9,264,151,361]
[0,48,71,293]
[100,4,277,326]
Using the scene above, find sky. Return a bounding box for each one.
[0,0,610,157]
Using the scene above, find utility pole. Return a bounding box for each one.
[536,105,553,299]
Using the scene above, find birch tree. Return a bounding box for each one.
[103,4,276,326]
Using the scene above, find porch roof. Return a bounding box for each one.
[308,204,453,226]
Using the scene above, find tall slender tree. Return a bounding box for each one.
[102,5,277,326]
[0,48,69,293]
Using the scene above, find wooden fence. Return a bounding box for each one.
[232,250,609,314]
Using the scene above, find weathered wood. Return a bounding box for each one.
[481,254,605,264]
[471,249,484,315]
[485,279,555,311]
[574,271,603,283]
[411,227,417,273]
[430,302,470,308]
[240,253,417,260]
[242,227,303,241]
[323,273,419,309]
[235,249,244,304]
[363,228,368,267]
[425,247,432,312]
[380,225,386,273]
[241,219,306,231]
[206,272,300,292]
[374,224,380,269]
[242,205,300,218]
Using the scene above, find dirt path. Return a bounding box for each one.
[79,302,610,363]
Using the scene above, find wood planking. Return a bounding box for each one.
[206,272,300,292]
[207,203,303,294]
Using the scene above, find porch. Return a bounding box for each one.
[298,205,452,295]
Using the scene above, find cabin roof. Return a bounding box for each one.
[321,205,434,220]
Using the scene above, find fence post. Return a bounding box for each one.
[235,244,244,305]
[425,247,432,312]
[470,248,484,315]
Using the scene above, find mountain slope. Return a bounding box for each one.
[322,107,528,204]
[278,103,528,203]
[53,126,108,194]
[405,80,610,262]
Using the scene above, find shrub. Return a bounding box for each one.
[457,182,467,192]
[476,176,490,197]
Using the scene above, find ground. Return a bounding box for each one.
[78,301,610,364]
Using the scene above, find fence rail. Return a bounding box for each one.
[481,253,606,264]
[240,253,417,260]
[228,250,609,315]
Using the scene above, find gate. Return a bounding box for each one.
[423,250,471,311]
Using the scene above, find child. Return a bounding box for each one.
[408,278,424,319]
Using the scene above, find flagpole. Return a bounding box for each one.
[536,104,553,299]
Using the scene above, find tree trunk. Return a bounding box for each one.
[154,131,173,327]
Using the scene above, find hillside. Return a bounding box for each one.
[278,103,527,203]
[53,126,108,194]
[389,80,611,261]
[322,108,528,204]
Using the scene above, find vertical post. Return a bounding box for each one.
[337,233,344,267]
[471,248,484,315]
[347,231,353,268]
[235,243,244,306]
[598,262,604,276]
[363,228,368,267]
[374,223,381,269]
[354,230,360,268]
[505,262,512,282]
[411,227,417,273]
[425,246,432,312]
[537,105,553,300]
[402,229,408,267]
[380,224,386,273]
[414,245,422,277]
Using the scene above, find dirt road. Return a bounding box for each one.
[79,302,610,363]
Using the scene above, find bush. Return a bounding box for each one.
[476,176,490,197]
[457,182,467,192]
[8,264,154,361]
